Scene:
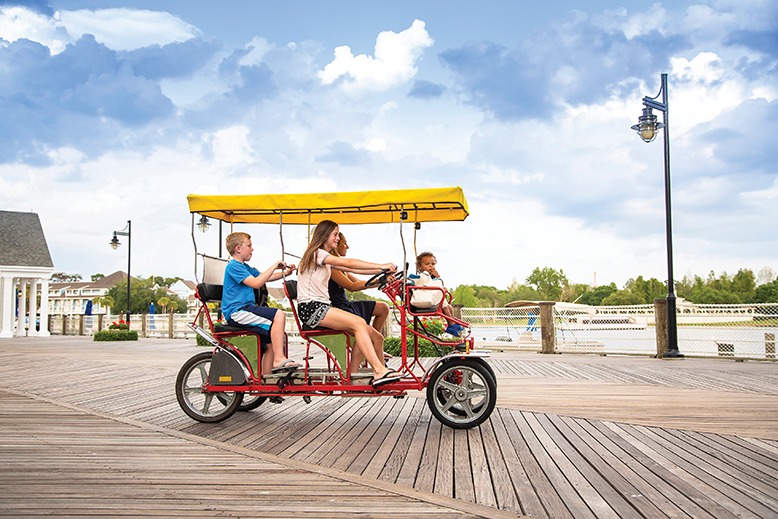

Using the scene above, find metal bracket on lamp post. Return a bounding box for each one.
[631,74,683,358]
[110,221,132,324]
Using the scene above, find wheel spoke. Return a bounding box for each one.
[439,392,458,413]
[459,399,476,418]
[438,379,459,392]
[196,363,209,385]
[202,393,214,413]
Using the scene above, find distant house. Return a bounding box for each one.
[0,211,55,338]
[168,279,198,313]
[48,271,127,317]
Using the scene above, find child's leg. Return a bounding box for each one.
[260,341,274,375]
[270,310,297,369]
[442,305,455,325]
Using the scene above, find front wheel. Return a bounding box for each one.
[176,351,241,423]
[426,358,496,429]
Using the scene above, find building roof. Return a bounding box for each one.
[50,271,127,292]
[0,210,54,268]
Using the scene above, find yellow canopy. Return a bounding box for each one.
[187,186,469,225]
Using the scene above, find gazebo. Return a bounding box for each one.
[0,211,54,338]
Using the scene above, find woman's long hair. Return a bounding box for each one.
[299,220,339,274]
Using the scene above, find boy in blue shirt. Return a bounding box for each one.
[223,232,299,374]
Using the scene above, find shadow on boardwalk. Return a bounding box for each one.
[1,336,777,518]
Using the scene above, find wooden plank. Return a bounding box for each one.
[378,398,427,484]
[563,417,689,519]
[452,428,475,503]
[434,422,455,498]
[414,418,442,493]
[467,424,497,508]
[360,398,416,481]
[599,421,738,519]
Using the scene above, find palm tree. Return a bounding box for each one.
[96,295,114,315]
[157,296,170,314]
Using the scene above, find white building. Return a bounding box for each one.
[0,211,55,338]
[48,271,128,317]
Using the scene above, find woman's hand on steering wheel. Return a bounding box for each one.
[364,267,402,289]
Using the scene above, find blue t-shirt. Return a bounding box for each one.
[222,260,260,321]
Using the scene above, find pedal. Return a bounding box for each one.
[268,396,284,404]
[303,396,312,404]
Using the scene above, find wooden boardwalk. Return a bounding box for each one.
[1,336,777,518]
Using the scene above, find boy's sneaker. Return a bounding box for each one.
[444,324,463,337]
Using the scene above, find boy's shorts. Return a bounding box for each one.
[228,304,278,336]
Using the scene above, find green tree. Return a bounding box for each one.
[686,287,741,304]
[754,280,778,303]
[95,295,114,313]
[526,267,568,301]
[52,272,82,282]
[623,276,666,304]
[157,296,170,314]
[91,273,105,282]
[451,285,478,307]
[577,283,618,306]
[601,290,645,305]
[106,276,187,315]
[731,269,756,302]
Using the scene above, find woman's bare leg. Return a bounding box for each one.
[349,326,385,373]
[371,302,390,334]
[320,307,392,379]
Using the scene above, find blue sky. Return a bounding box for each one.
[1,0,777,292]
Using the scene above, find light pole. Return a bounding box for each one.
[631,73,682,358]
[110,220,132,324]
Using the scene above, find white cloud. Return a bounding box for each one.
[59,8,198,50]
[0,6,199,54]
[318,19,433,93]
[0,6,69,54]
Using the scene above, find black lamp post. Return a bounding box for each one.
[110,220,132,324]
[631,73,682,358]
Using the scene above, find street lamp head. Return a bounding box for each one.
[110,232,121,250]
[631,107,664,143]
[197,215,211,233]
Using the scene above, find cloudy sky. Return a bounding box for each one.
[1,0,776,292]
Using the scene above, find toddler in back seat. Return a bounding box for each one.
[414,251,462,337]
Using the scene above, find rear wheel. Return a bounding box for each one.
[176,351,241,423]
[426,358,496,429]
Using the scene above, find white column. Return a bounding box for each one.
[28,279,39,337]
[38,278,50,337]
[16,279,27,337]
[1,275,15,338]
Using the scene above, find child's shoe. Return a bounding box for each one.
[444,323,463,337]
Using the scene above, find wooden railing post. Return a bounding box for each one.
[766,333,775,359]
[168,313,174,338]
[654,298,668,358]
[141,313,147,338]
[539,302,556,354]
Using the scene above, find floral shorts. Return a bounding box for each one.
[297,301,330,329]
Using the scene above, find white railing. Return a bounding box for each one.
[43,303,778,360]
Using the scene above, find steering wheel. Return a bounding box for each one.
[364,268,403,289]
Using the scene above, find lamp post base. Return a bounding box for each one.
[662,349,685,359]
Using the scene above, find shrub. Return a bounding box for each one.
[384,317,459,357]
[94,330,138,341]
[108,320,129,330]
